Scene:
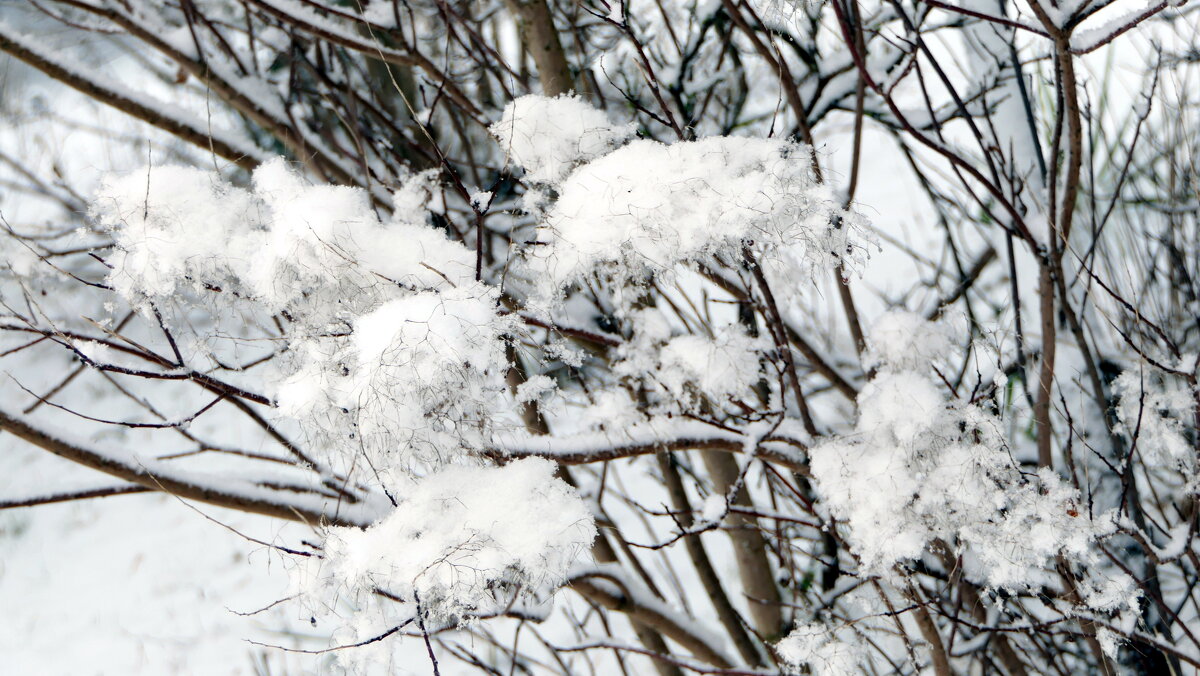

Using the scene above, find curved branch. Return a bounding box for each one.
[0,406,371,526]
[0,483,151,510]
[0,24,260,171]
[569,566,736,669]
[490,423,808,472]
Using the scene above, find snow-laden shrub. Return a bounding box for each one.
[811,312,1125,591]
[81,96,871,653]
[90,157,594,638]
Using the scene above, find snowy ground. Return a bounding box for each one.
[0,439,325,674]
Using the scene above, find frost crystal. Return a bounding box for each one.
[1113,368,1197,472]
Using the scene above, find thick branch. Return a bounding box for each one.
[0,407,366,526]
[0,26,259,171]
[491,424,808,472]
[570,568,736,669]
[505,0,574,96]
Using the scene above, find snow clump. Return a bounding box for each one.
[301,458,595,625]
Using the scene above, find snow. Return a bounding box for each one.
[0,493,308,675]
[612,310,765,414]
[1149,521,1193,562]
[515,374,555,404]
[94,159,472,317]
[299,458,595,626]
[1070,0,1170,53]
[491,95,636,185]
[700,493,727,523]
[863,309,957,371]
[492,96,866,303]
[525,134,859,299]
[0,432,322,675]
[493,416,808,471]
[1096,626,1122,660]
[567,562,735,666]
[809,313,1119,591]
[92,158,512,481]
[777,623,865,676]
[1112,367,1196,472]
[468,190,492,210]
[658,332,761,400]
[276,282,515,479]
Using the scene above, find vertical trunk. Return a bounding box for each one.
[657,452,765,666]
[504,0,574,96]
[700,450,784,640]
[1035,262,1056,468]
[907,584,953,676]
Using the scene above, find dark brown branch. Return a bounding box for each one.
[0,484,151,510]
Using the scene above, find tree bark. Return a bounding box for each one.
[504,0,574,96]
